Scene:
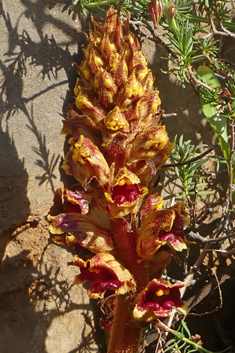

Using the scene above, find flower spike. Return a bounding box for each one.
[48,7,190,353]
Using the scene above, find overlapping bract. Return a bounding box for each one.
[48,7,188,328]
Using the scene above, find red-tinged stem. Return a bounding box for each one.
[107,294,143,353]
[107,218,149,352]
[110,218,149,292]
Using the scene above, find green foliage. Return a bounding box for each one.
[162,17,204,83]
[69,0,123,15]
[160,1,235,199]
[197,65,230,161]
[164,319,231,353]
[197,65,235,189]
[168,135,212,203]
[69,0,152,19]
[203,0,230,21]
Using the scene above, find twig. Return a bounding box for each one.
[188,267,223,316]
[154,327,164,353]
[202,6,235,39]
[187,65,216,92]
[162,147,214,168]
[220,57,235,69]
[154,321,216,353]
[204,54,235,82]
[162,112,177,118]
[141,20,178,58]
[186,260,235,312]
[220,21,235,38]
[179,200,230,313]
[188,230,235,244]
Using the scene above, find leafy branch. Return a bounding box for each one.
[165,135,213,204]
[156,320,231,353]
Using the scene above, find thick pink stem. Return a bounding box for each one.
[106,219,149,353]
[107,295,143,353]
[110,218,149,292]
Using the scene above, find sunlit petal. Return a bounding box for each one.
[133,279,186,321]
[71,253,136,299]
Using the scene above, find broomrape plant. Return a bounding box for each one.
[48,7,188,353]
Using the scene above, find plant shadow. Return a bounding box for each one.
[0,1,105,352]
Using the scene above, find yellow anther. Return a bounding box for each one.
[90,268,101,274]
[118,178,133,186]
[118,179,126,186]
[156,288,170,296]
[66,235,76,242]
[156,289,164,297]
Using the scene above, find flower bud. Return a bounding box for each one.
[62,135,110,188]
[148,0,163,28]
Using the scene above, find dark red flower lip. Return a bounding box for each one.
[110,183,143,205]
[70,253,136,299]
[104,167,148,218]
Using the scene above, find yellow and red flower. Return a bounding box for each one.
[137,203,189,260]
[48,197,114,254]
[133,279,186,321]
[70,253,136,299]
[47,8,190,352]
[104,167,148,218]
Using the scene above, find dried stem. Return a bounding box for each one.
[187,65,215,92]
[107,220,148,353]
[188,230,235,244]
[110,218,149,292]
[203,5,235,39]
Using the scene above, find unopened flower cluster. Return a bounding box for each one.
[48,7,188,329]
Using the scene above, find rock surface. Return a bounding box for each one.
[0,1,100,352]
